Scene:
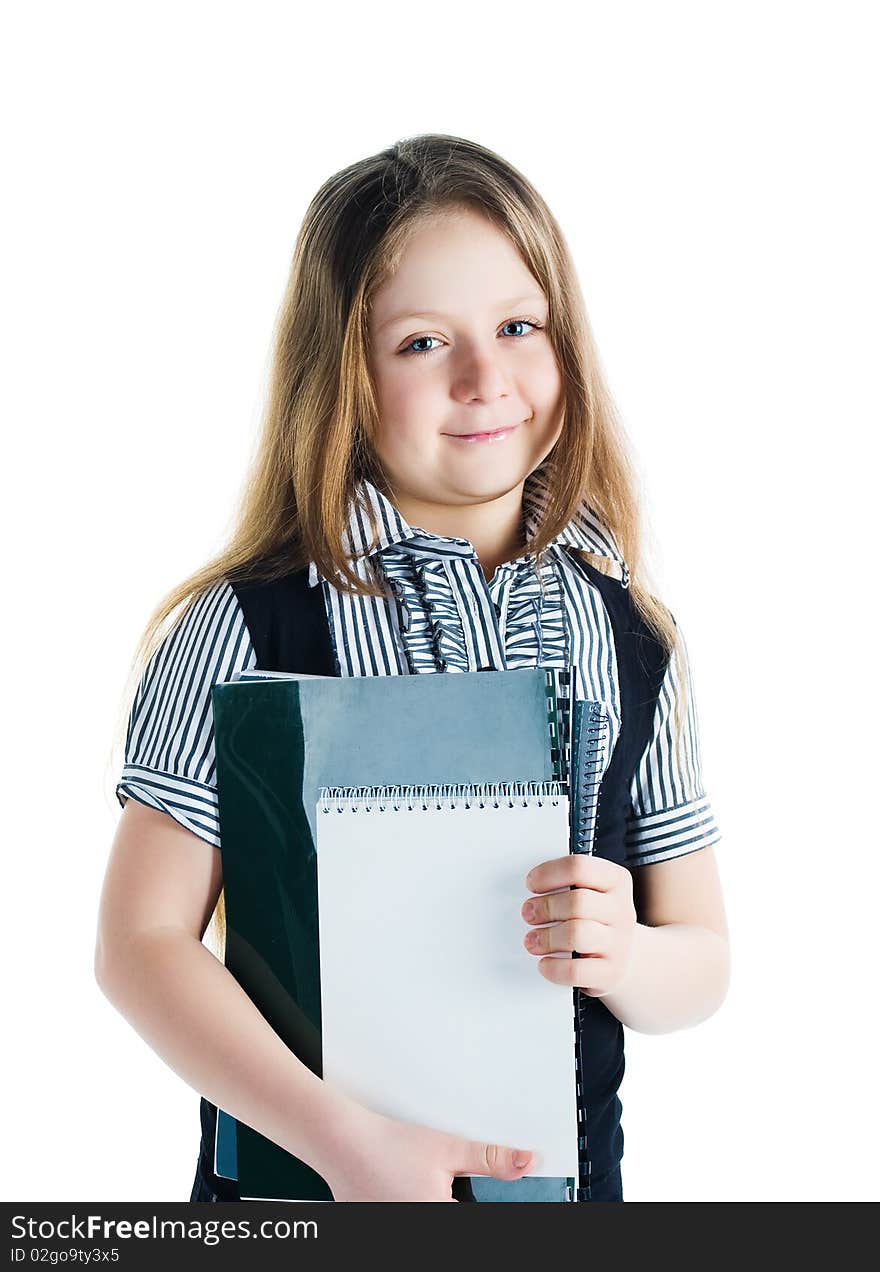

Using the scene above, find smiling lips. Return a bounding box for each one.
[445,423,520,444]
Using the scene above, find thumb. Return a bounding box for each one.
[456,1140,534,1180]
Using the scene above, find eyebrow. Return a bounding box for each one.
[376,293,548,333]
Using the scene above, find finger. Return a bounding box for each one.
[522,887,614,926]
[455,1141,534,1179]
[526,855,619,894]
[523,917,610,957]
[536,952,613,992]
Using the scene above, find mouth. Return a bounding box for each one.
[443,422,521,444]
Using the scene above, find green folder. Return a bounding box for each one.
[212,667,573,1202]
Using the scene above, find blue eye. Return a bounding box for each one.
[401,319,544,358]
[405,335,443,357]
[500,320,539,338]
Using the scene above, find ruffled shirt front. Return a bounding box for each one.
[378,540,571,675]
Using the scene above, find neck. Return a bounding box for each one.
[389,482,529,584]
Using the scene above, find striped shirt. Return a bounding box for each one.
[116,471,721,866]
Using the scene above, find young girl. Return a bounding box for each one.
[97,133,730,1205]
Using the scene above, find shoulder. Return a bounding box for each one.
[563,549,643,628]
[563,547,670,684]
[223,559,335,674]
[169,576,251,647]
[224,560,313,645]
[119,577,258,830]
[226,561,312,607]
[564,549,626,592]
[141,577,256,697]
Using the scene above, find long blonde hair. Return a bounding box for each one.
[109,133,691,958]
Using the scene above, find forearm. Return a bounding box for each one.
[596,922,730,1034]
[95,929,369,1179]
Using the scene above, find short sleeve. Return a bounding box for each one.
[624,617,722,867]
[116,578,258,847]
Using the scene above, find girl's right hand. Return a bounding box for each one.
[323,1106,535,1202]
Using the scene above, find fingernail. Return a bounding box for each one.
[513,1152,530,1168]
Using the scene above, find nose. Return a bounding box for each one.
[452,342,512,404]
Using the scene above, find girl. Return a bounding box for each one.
[97,133,730,1204]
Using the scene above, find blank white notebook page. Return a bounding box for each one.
[315,786,579,1178]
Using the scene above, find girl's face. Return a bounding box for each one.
[366,207,564,515]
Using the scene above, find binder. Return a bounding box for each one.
[210,666,611,1202]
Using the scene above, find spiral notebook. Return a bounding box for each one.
[315,779,575,1175]
[210,666,611,1202]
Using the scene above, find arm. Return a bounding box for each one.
[94,799,370,1180]
[599,607,728,1033]
[597,846,730,1034]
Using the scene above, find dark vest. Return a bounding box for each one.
[192,558,668,1202]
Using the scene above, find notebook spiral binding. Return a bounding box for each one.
[572,699,610,858]
[546,664,595,1205]
[318,780,565,813]
[571,696,611,1203]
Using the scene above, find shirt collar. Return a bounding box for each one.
[307,471,629,589]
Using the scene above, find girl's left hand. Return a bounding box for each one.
[521,855,638,997]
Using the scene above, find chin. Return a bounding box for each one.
[443,468,533,504]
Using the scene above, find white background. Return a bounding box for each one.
[2,0,877,1203]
